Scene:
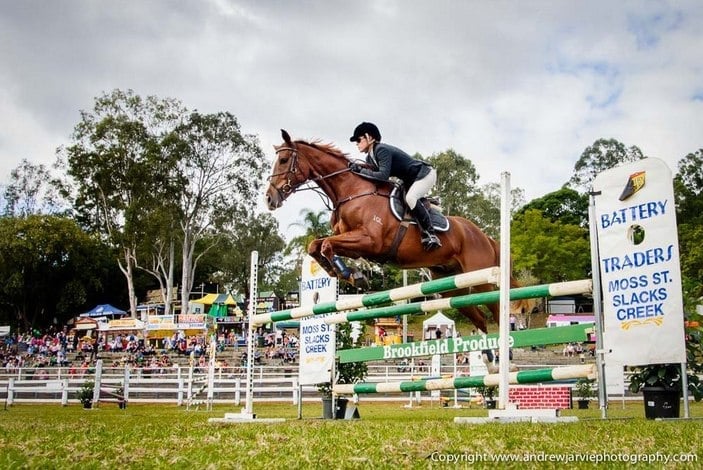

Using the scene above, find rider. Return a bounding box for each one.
[348,122,442,251]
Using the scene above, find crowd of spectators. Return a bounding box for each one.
[2,325,301,377]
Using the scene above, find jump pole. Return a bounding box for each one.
[250,267,500,326]
[322,280,592,324]
[334,364,596,395]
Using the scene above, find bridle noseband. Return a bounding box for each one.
[268,146,301,198]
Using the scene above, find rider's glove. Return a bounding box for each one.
[349,162,362,173]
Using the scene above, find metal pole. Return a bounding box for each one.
[588,189,608,419]
[498,171,511,409]
[681,362,690,418]
[244,251,258,415]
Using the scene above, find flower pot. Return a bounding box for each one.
[82,402,92,409]
[577,399,589,409]
[642,387,680,419]
[485,399,497,409]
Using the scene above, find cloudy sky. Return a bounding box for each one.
[1,0,701,239]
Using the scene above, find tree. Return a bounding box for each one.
[423,149,481,217]
[163,111,268,313]
[2,159,68,217]
[516,187,589,227]
[286,209,332,258]
[215,212,287,299]
[567,138,645,192]
[59,89,185,317]
[675,150,703,302]
[674,149,703,224]
[511,209,591,283]
[0,215,114,329]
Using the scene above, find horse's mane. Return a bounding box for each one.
[295,139,349,160]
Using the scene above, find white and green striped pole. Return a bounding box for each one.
[250,267,500,326]
[323,280,592,324]
[334,364,596,395]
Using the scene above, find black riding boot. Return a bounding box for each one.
[411,203,442,251]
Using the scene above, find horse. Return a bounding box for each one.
[265,129,524,333]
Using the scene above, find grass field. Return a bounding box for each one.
[1,401,701,469]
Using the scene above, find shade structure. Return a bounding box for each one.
[81,304,126,318]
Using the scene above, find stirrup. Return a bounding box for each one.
[421,233,442,251]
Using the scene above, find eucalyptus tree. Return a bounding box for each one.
[567,138,645,192]
[2,159,68,217]
[163,111,268,313]
[59,89,186,317]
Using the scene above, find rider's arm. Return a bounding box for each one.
[359,145,392,180]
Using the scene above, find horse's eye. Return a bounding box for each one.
[279,156,289,164]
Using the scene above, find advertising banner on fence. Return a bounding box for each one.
[298,256,338,385]
[593,157,685,366]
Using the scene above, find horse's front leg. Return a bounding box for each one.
[307,238,338,278]
[318,231,377,288]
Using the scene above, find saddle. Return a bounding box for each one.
[389,185,450,232]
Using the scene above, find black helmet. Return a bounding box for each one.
[349,122,381,142]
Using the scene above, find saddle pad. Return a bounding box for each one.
[389,187,450,232]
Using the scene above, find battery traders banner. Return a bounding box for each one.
[298,256,338,385]
[593,157,685,366]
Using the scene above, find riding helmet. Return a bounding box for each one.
[350,122,382,142]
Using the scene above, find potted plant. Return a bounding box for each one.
[318,322,368,419]
[78,381,94,409]
[628,316,703,419]
[574,378,595,409]
[115,384,126,409]
[476,384,498,409]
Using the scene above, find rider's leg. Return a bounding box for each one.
[406,170,442,251]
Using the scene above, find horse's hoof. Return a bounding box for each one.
[350,272,369,289]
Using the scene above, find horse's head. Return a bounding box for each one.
[265,129,352,210]
[265,130,308,210]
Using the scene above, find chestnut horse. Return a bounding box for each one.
[265,130,522,333]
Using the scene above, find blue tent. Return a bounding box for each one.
[81,304,127,318]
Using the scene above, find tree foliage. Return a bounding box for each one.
[674,149,703,224]
[516,187,588,227]
[511,209,591,283]
[0,215,115,328]
[567,138,645,192]
[2,159,68,217]
[59,89,184,316]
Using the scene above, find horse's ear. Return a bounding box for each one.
[281,129,292,144]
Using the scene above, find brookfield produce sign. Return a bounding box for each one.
[337,323,593,363]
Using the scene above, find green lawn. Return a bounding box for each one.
[1,401,701,469]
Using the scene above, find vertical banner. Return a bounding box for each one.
[298,256,338,385]
[593,157,685,366]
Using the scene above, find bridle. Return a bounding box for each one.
[268,143,356,210]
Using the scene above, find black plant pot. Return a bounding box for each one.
[642,387,680,419]
[82,402,92,409]
[577,399,589,409]
[118,401,127,409]
[485,399,497,409]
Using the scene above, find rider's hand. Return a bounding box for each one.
[349,162,363,173]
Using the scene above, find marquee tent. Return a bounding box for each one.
[81,304,127,318]
[422,311,455,340]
